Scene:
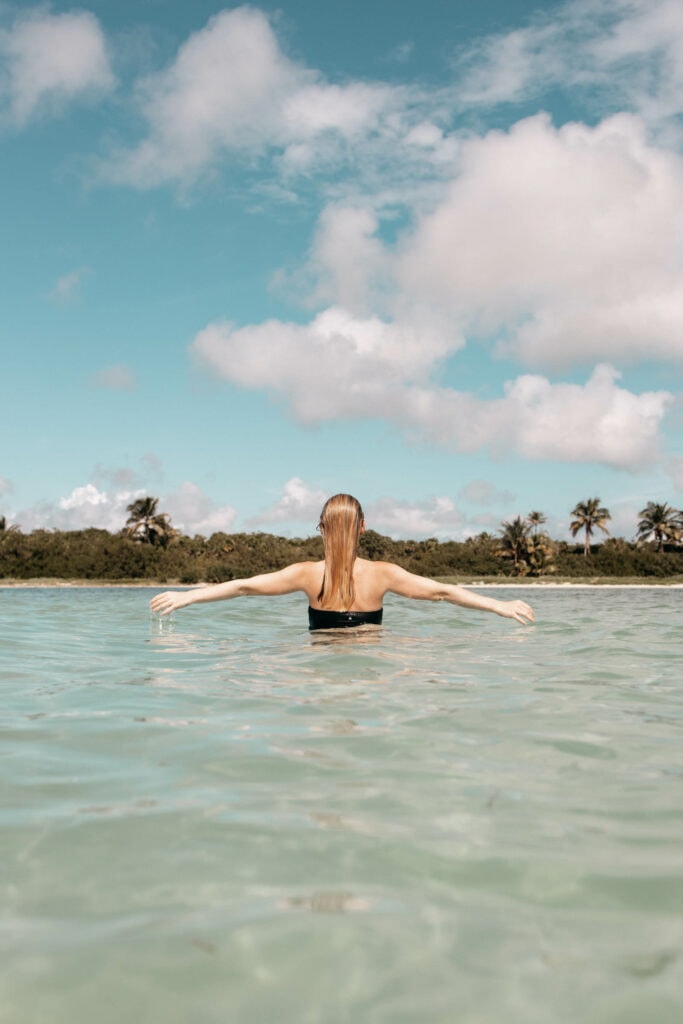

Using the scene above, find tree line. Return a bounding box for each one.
[1,496,682,581]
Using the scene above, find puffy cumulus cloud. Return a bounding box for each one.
[398,113,683,368]
[250,480,476,540]
[455,0,683,139]
[276,113,683,374]
[191,306,456,423]
[0,9,114,125]
[94,0,683,195]
[365,495,464,540]
[499,365,671,467]
[281,80,389,143]
[18,479,235,535]
[99,6,452,192]
[102,7,303,186]
[88,365,136,391]
[193,303,672,469]
[164,482,236,536]
[191,123,679,470]
[102,7,395,188]
[249,477,328,527]
[307,205,389,313]
[17,484,141,532]
[402,365,671,469]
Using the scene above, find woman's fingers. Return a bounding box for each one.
[150,592,177,615]
[515,601,534,624]
[506,600,534,624]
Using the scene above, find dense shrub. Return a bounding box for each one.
[1,527,682,581]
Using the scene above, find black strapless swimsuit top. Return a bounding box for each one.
[308,607,383,631]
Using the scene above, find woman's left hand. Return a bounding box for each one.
[496,599,534,624]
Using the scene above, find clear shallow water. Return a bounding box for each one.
[1,586,682,1024]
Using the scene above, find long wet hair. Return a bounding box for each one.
[317,494,364,609]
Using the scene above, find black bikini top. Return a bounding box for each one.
[308,607,383,631]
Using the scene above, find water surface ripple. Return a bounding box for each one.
[1,587,682,1023]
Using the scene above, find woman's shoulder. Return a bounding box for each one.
[355,558,397,577]
[295,559,325,580]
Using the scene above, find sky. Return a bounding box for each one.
[1,0,682,542]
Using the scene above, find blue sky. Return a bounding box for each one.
[1,0,682,541]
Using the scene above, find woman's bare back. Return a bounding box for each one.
[306,557,387,611]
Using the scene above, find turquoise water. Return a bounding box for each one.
[1,586,682,1024]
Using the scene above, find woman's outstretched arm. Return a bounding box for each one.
[381,564,534,625]
[150,562,311,616]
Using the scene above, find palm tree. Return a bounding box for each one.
[636,502,683,551]
[497,516,531,575]
[527,531,556,576]
[570,498,611,557]
[526,511,547,536]
[0,516,20,536]
[125,497,176,547]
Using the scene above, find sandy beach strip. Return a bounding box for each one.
[1,578,681,589]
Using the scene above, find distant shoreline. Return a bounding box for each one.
[1,577,682,589]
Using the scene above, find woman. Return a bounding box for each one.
[150,493,534,628]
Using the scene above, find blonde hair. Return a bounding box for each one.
[317,494,364,609]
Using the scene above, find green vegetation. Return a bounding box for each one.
[570,497,611,556]
[496,515,555,577]
[635,502,683,551]
[125,496,177,547]
[1,496,683,583]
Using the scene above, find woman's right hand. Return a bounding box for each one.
[150,590,194,616]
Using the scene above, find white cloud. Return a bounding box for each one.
[91,0,683,198]
[275,112,683,374]
[250,477,328,527]
[192,299,672,470]
[394,365,671,469]
[0,476,13,497]
[59,483,108,512]
[102,7,305,186]
[188,104,681,473]
[99,6,451,193]
[307,205,389,312]
[398,113,683,368]
[18,484,141,532]
[498,364,671,468]
[164,482,236,536]
[18,480,235,536]
[191,306,455,423]
[88,365,136,391]
[100,7,391,188]
[0,9,114,125]
[455,0,683,139]
[249,479,480,540]
[366,495,463,539]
